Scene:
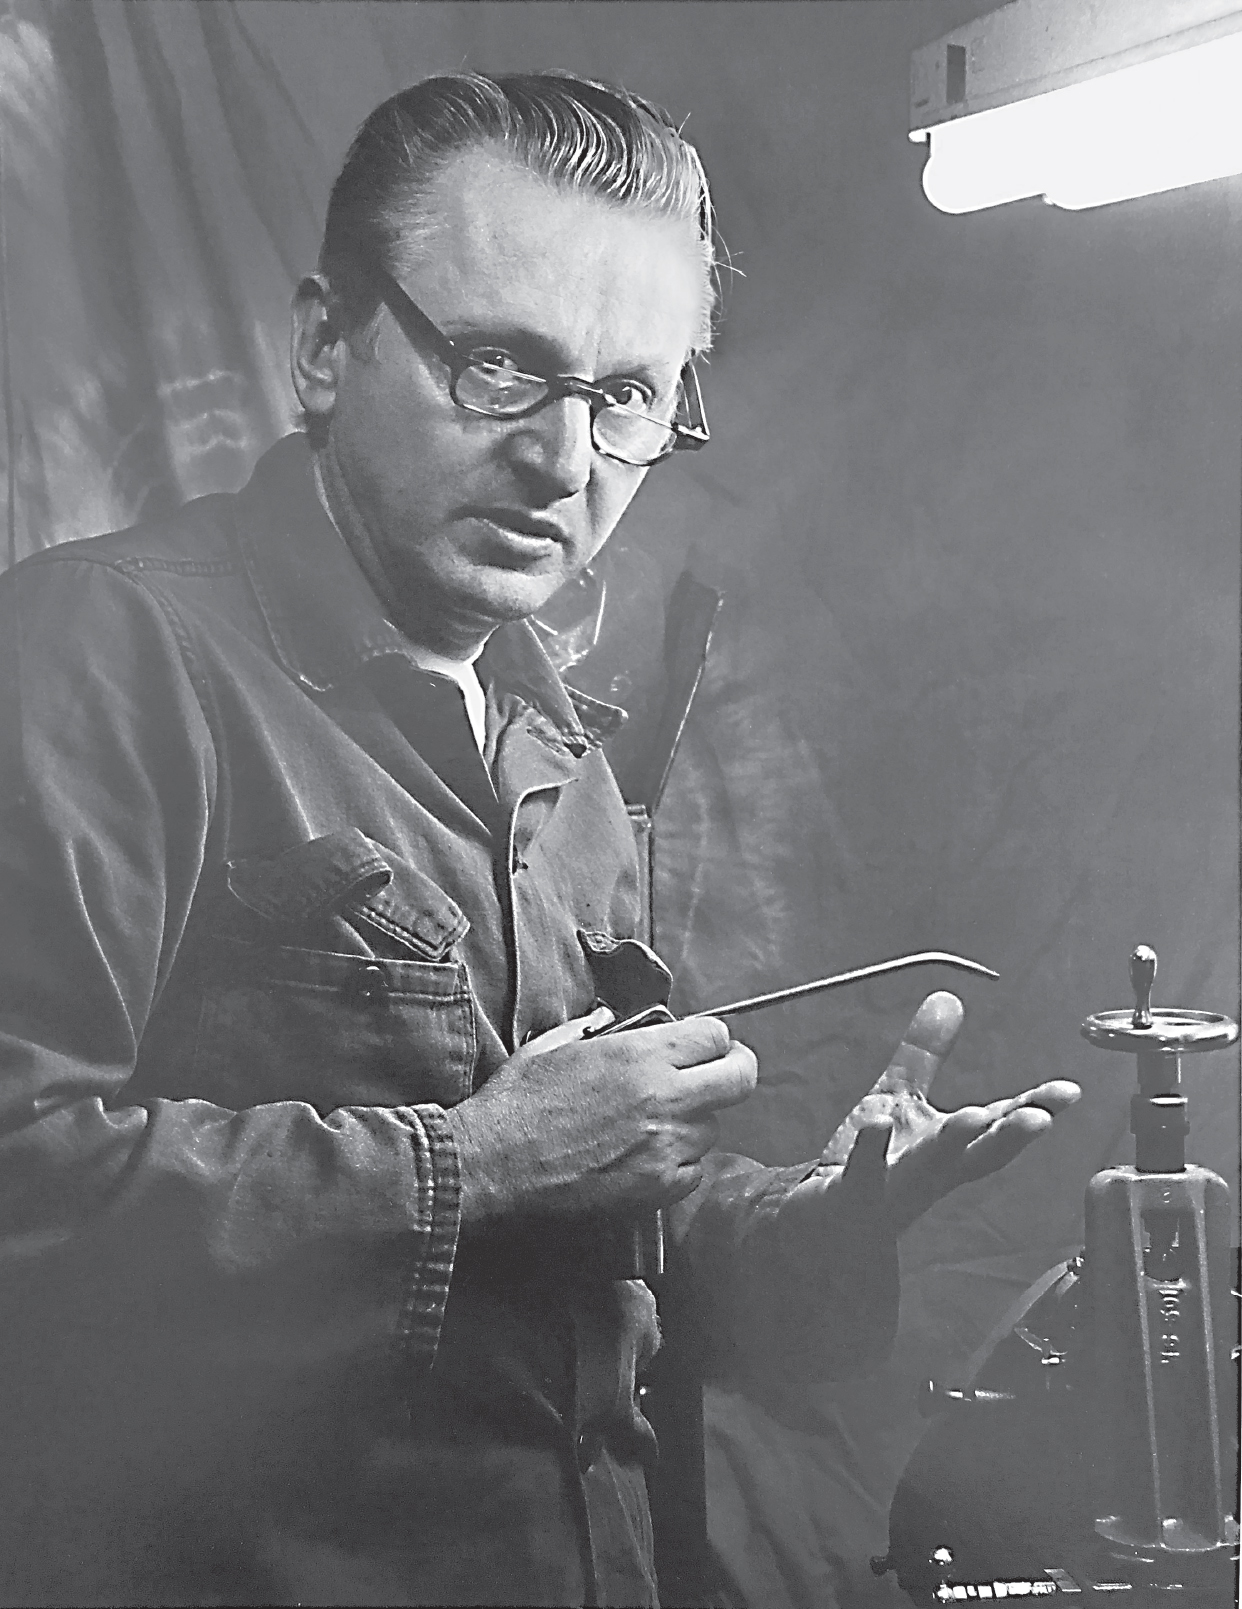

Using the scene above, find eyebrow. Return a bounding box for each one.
[440,319,675,392]
[373,269,681,395]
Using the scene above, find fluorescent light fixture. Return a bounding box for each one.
[910,0,1242,213]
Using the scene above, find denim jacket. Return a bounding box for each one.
[0,436,897,1606]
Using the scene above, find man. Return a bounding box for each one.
[0,72,1077,1607]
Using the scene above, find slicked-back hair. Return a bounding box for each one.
[318,70,718,352]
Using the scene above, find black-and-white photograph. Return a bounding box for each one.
[0,2,1237,1605]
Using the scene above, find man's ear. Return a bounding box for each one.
[290,274,343,428]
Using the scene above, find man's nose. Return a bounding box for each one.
[505,394,595,499]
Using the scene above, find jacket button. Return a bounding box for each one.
[354,962,388,1001]
[575,1428,602,1473]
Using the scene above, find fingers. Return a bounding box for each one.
[1003,1079,1081,1117]
[959,1105,1052,1182]
[903,991,966,1054]
[624,1016,758,1110]
[657,1014,733,1067]
[780,1121,893,1236]
[878,991,964,1098]
[978,1078,1082,1128]
[803,1121,896,1229]
[934,1091,1071,1185]
[681,1036,758,1111]
[842,1120,892,1188]
[621,1105,724,1208]
[682,1113,722,1168]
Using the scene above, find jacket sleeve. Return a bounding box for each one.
[667,1146,900,1388]
[0,554,461,1426]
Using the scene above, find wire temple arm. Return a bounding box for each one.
[696,951,999,1021]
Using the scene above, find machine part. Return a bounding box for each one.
[569,567,723,1609]
[919,1381,1018,1416]
[593,1211,665,1283]
[1079,946,1239,1559]
[589,1004,678,1037]
[584,950,997,1038]
[578,930,673,1020]
[577,933,674,1280]
[1130,945,1156,1030]
[879,945,1239,1606]
[881,1252,1240,1604]
[625,806,654,947]
[603,569,724,816]
[697,949,998,1020]
[880,1258,1093,1603]
[1085,1167,1233,1554]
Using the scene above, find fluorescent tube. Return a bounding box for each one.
[917,27,1242,213]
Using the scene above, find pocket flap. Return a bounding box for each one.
[225,830,470,962]
[226,829,390,923]
[348,857,470,962]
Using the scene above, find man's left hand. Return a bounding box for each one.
[786,991,1081,1235]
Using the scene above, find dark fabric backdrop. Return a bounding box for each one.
[2,3,1238,1605]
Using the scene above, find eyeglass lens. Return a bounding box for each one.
[454,361,678,466]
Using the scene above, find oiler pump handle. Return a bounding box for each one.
[1080,945,1238,1173]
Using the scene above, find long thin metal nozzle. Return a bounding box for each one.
[696,951,998,1021]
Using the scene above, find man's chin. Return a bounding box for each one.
[467,575,571,630]
[397,566,574,649]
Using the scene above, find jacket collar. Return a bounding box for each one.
[232,434,625,757]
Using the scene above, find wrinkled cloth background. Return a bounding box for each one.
[2,3,1238,1605]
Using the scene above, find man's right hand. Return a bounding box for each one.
[443,1015,757,1228]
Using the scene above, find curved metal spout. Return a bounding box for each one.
[697,950,999,1021]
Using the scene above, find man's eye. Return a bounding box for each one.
[603,380,655,413]
[469,348,523,375]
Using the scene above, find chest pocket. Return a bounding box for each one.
[188,830,476,1113]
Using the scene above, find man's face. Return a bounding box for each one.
[317,145,708,652]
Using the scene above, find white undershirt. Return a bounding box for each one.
[407,645,488,753]
[311,457,488,752]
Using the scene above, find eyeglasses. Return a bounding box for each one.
[369,267,709,469]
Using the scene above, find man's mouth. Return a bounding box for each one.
[465,509,569,557]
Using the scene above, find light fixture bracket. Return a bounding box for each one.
[911,0,1242,139]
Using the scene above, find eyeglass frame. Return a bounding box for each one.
[365,265,710,468]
